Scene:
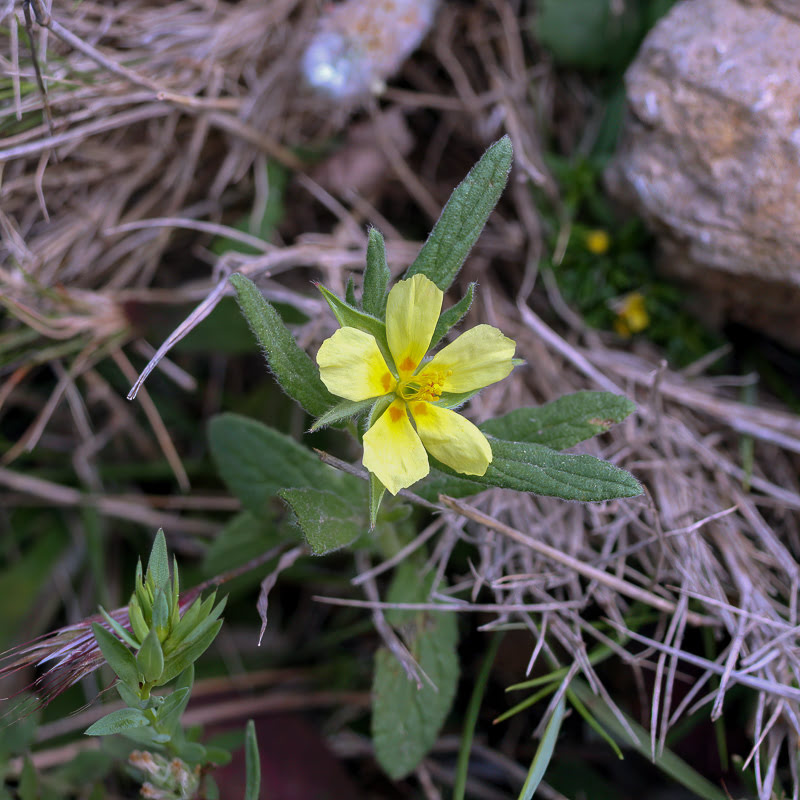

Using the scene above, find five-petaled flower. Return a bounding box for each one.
[316,274,517,494]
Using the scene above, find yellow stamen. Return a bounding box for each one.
[399,369,452,403]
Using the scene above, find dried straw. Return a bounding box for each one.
[1,0,799,796]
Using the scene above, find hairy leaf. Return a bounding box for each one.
[229,273,335,416]
[363,227,391,318]
[372,564,459,779]
[405,136,513,290]
[480,391,636,450]
[279,488,365,555]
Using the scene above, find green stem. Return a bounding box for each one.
[453,632,503,800]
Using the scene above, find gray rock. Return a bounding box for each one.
[606,0,800,348]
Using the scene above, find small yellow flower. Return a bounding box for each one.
[316,274,517,494]
[585,229,611,255]
[613,291,649,338]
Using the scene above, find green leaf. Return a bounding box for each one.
[84,708,149,736]
[18,756,37,800]
[279,488,364,555]
[92,623,140,688]
[51,750,113,785]
[202,512,281,578]
[146,529,170,592]
[316,283,394,370]
[116,680,144,710]
[372,564,459,780]
[363,227,391,318]
[128,596,149,643]
[209,413,360,518]
[415,468,485,503]
[159,620,224,686]
[229,273,336,416]
[518,697,566,800]
[454,633,502,800]
[535,0,647,73]
[152,589,170,631]
[369,472,386,529]
[244,720,261,800]
[164,594,226,663]
[345,275,358,307]
[309,397,377,432]
[136,629,165,684]
[99,606,139,649]
[154,687,190,735]
[405,136,513,291]
[569,680,728,800]
[480,392,636,450]
[429,283,475,350]
[432,439,642,501]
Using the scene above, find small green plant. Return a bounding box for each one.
[85,531,259,800]
[210,137,643,782]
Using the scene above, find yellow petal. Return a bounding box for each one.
[410,401,492,476]
[386,274,443,377]
[426,324,516,393]
[317,327,396,401]
[363,400,429,495]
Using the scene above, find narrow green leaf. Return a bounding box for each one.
[404,136,513,290]
[372,565,459,780]
[229,273,335,416]
[92,623,139,688]
[434,388,481,410]
[495,682,559,725]
[363,227,391,318]
[159,620,223,686]
[146,529,170,592]
[369,473,386,529]
[128,596,149,644]
[518,697,566,800]
[152,589,170,630]
[279,487,365,555]
[85,708,149,736]
[566,687,623,760]
[309,397,377,432]
[570,680,728,800]
[480,391,636,450]
[209,413,361,518]
[431,439,643,501]
[154,687,190,734]
[244,719,261,800]
[429,283,475,350]
[116,680,144,710]
[170,557,181,630]
[316,284,394,370]
[453,633,502,800]
[99,606,139,649]
[345,275,358,307]
[18,756,37,800]
[136,629,165,684]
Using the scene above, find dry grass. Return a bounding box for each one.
[2,0,800,796]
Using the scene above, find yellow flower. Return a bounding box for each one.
[585,229,611,255]
[316,274,517,494]
[613,291,649,338]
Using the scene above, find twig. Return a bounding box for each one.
[440,496,714,627]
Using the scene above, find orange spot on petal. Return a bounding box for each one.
[389,406,405,423]
[400,356,416,373]
[381,372,392,392]
[412,402,428,416]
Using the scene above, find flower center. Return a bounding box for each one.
[398,369,451,403]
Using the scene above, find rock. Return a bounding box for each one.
[605,0,800,349]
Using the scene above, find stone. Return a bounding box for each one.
[605,0,800,348]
